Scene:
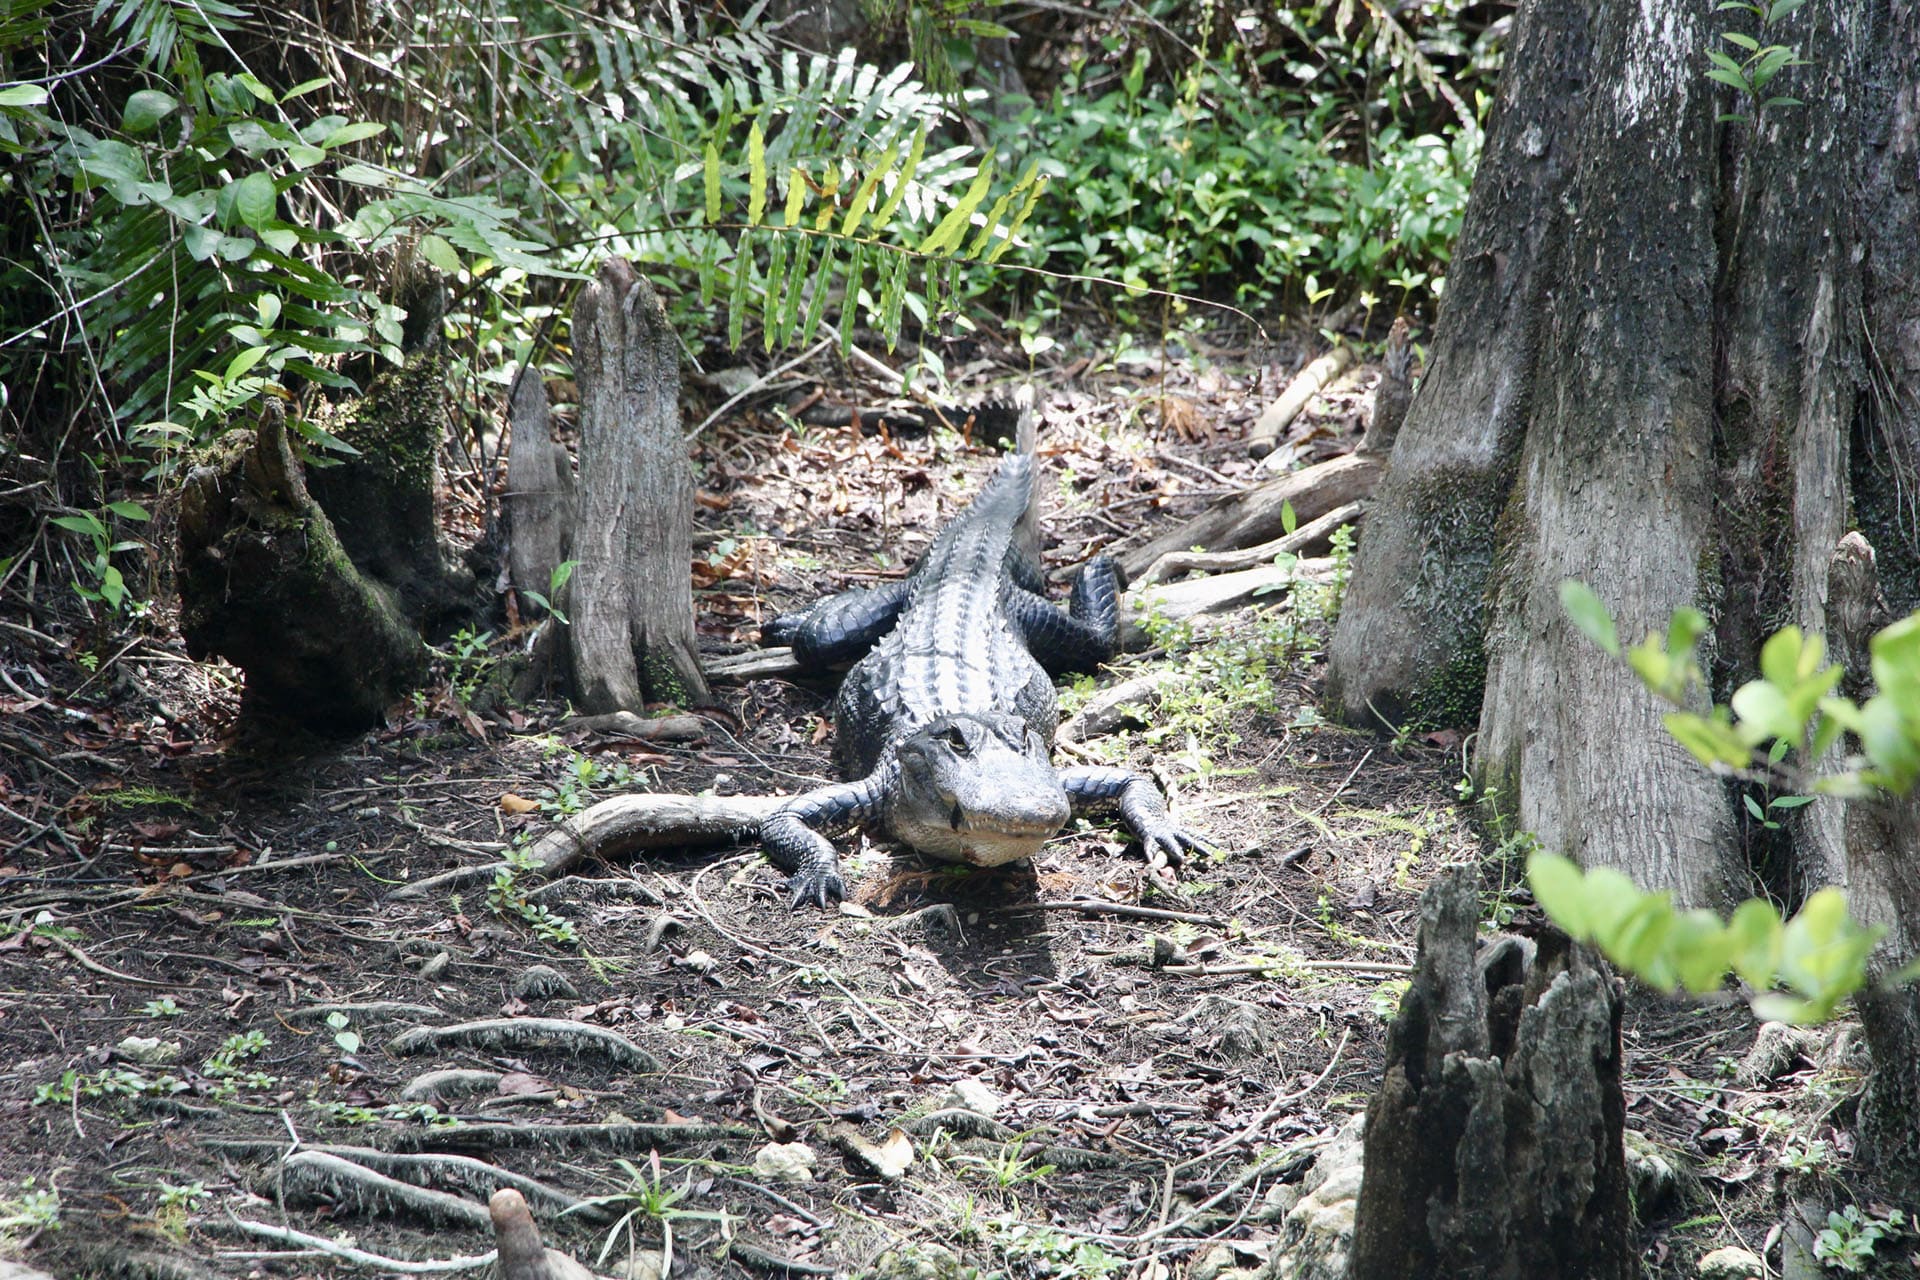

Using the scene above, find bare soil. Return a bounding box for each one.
[0,334,1880,1278]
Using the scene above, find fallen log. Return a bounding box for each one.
[1119,452,1382,581]
[1135,501,1365,588]
[1121,557,1334,649]
[1246,342,1355,459]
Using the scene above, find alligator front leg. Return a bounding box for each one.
[762,580,912,670]
[759,768,894,908]
[1057,765,1203,879]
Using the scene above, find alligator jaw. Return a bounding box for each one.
[890,713,1070,867]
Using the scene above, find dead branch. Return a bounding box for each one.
[1135,501,1366,588]
[559,711,706,741]
[1121,557,1335,649]
[214,1215,494,1273]
[1055,669,1181,743]
[1120,452,1381,581]
[1247,343,1355,459]
[705,646,809,682]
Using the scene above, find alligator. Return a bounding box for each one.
[759,395,1203,907]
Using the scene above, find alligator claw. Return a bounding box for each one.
[786,866,847,910]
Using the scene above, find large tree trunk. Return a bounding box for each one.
[564,259,709,711]
[1351,867,1631,1280]
[1328,0,1918,901]
[1326,0,1920,1183]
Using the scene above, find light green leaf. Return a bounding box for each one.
[704,141,722,225]
[105,501,151,522]
[225,345,270,380]
[1281,500,1298,536]
[322,121,385,149]
[1558,580,1620,657]
[869,124,925,232]
[228,171,277,229]
[1528,851,1592,940]
[746,121,767,226]
[784,166,807,228]
[51,513,107,538]
[419,233,461,275]
[0,84,50,108]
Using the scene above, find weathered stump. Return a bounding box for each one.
[1350,865,1632,1280]
[504,367,575,617]
[564,258,709,711]
[178,408,428,730]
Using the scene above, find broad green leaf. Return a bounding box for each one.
[283,76,333,100]
[419,233,461,275]
[917,153,996,256]
[838,242,865,358]
[0,84,49,108]
[777,236,812,345]
[1707,68,1755,91]
[703,141,722,224]
[1720,31,1761,50]
[1729,678,1794,746]
[122,89,178,133]
[225,345,269,380]
[105,501,151,522]
[953,18,1016,37]
[1281,500,1298,536]
[799,239,833,343]
[1559,581,1620,657]
[322,121,385,149]
[985,172,1047,264]
[51,513,106,538]
[746,121,767,226]
[762,234,788,353]
[1727,898,1783,990]
[1527,852,1591,940]
[228,171,277,229]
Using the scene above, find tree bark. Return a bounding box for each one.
[177,408,428,730]
[1351,866,1631,1280]
[504,366,575,616]
[1327,0,1919,911]
[565,258,709,711]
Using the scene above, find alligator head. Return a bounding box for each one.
[888,712,1071,867]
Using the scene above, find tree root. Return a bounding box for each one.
[1119,452,1380,581]
[277,1143,607,1223]
[269,1149,492,1230]
[285,1000,444,1024]
[382,1120,752,1155]
[386,1017,661,1071]
[399,1067,503,1101]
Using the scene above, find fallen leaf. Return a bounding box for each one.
[499,792,539,815]
[497,1071,552,1096]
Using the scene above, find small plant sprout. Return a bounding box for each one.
[326,1011,362,1056]
[572,1153,734,1275]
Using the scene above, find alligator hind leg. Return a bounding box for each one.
[1058,763,1203,879]
[761,579,912,670]
[1012,555,1122,676]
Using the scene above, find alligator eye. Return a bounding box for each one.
[940,725,971,756]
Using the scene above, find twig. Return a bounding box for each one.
[1158,958,1412,977]
[45,932,181,988]
[1020,899,1223,927]
[1172,1027,1352,1176]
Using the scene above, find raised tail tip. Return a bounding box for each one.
[1015,384,1037,457]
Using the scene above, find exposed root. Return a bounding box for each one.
[718,1239,837,1276]
[285,1001,444,1024]
[1120,558,1335,649]
[385,1017,661,1071]
[1135,501,1365,589]
[903,1108,1014,1141]
[383,1120,752,1154]
[399,1067,505,1101]
[282,1143,606,1223]
[270,1149,491,1229]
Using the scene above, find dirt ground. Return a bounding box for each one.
[0,331,1891,1278]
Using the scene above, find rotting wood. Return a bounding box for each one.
[1246,343,1355,460]
[1135,500,1365,588]
[1350,865,1632,1280]
[1359,317,1415,455]
[1120,557,1334,650]
[1119,452,1380,581]
[559,710,706,741]
[385,1017,660,1071]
